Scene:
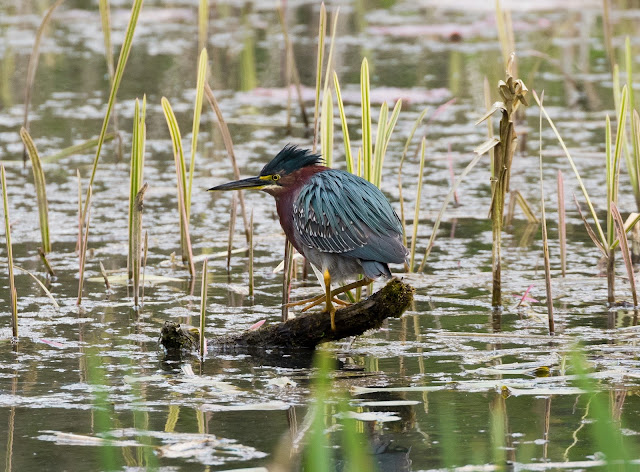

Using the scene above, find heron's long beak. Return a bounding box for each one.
[208,176,266,191]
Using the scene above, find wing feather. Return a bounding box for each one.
[293,170,405,262]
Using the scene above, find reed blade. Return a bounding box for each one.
[128,97,146,280]
[313,3,326,152]
[14,265,59,309]
[20,127,51,253]
[248,210,254,298]
[333,72,353,173]
[86,0,144,194]
[226,193,237,270]
[77,186,93,306]
[419,151,483,271]
[1,165,17,337]
[44,134,116,163]
[188,48,208,218]
[611,202,638,307]
[398,107,429,247]
[538,91,554,334]
[22,0,64,144]
[321,87,334,167]
[372,102,388,186]
[533,90,606,247]
[198,0,209,53]
[161,98,195,276]
[360,58,372,181]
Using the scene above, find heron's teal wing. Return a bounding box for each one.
[293,170,406,263]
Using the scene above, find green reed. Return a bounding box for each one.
[313,3,327,151]
[535,88,640,305]
[198,0,209,53]
[20,127,50,254]
[161,97,195,277]
[44,134,116,163]
[85,0,143,200]
[98,0,123,161]
[128,97,146,281]
[398,108,429,247]
[1,165,17,337]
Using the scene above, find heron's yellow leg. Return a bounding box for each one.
[324,269,336,330]
[297,278,372,313]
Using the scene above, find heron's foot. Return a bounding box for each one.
[327,300,337,331]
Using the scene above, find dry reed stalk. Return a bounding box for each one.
[477,54,528,308]
[199,258,208,358]
[537,91,554,334]
[204,84,250,243]
[226,192,237,270]
[248,210,254,298]
[77,186,93,306]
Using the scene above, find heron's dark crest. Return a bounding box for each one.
[260,144,323,177]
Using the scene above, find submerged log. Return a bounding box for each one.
[160,278,414,353]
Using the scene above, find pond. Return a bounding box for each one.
[1,0,640,470]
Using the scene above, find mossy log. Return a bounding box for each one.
[160,278,414,353]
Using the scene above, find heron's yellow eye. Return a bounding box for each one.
[272,174,281,181]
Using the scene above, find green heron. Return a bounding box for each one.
[209,145,407,330]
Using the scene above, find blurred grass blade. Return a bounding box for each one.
[419,152,483,270]
[38,247,55,277]
[573,194,606,257]
[20,127,51,253]
[361,58,372,181]
[322,8,339,96]
[188,48,208,218]
[99,0,114,79]
[44,134,115,163]
[313,2,326,152]
[1,165,18,337]
[611,202,638,307]
[558,170,567,277]
[409,138,426,272]
[14,265,59,309]
[22,0,64,141]
[199,259,208,359]
[333,72,353,173]
[204,83,251,243]
[86,0,144,194]
[198,0,209,53]
[321,87,334,167]
[533,90,606,246]
[514,190,539,223]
